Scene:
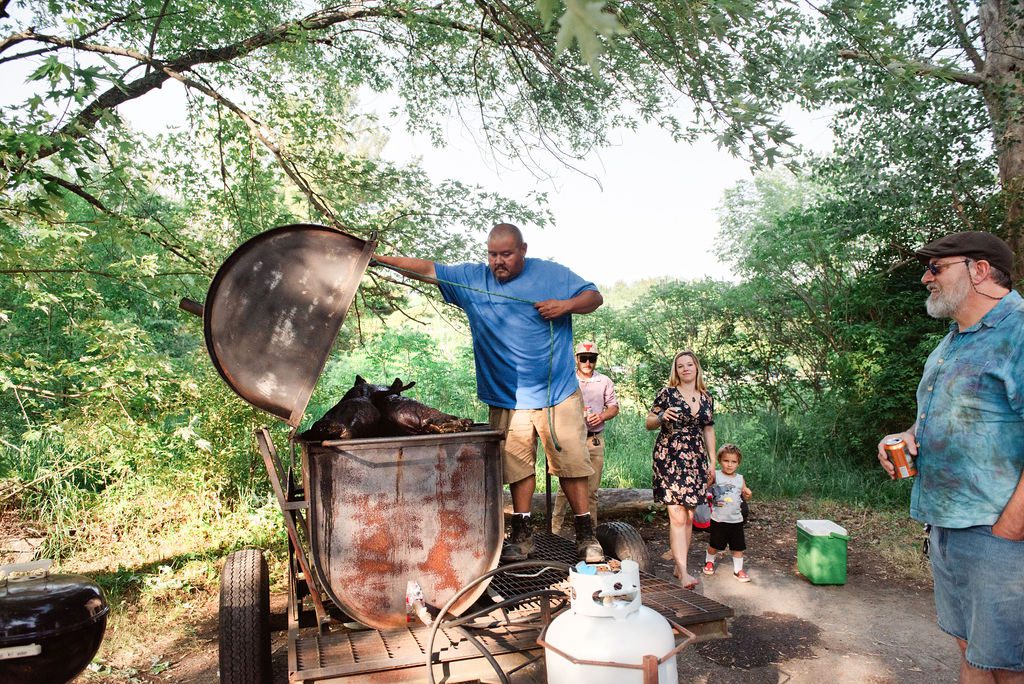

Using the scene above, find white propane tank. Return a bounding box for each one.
[542,559,678,684]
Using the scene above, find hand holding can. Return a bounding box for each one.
[878,433,917,479]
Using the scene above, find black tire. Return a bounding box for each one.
[219,548,271,684]
[596,521,652,573]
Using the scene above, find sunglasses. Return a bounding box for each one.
[577,355,598,364]
[924,259,970,276]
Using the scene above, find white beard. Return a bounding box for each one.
[925,273,970,319]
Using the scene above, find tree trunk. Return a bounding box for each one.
[979,0,1024,278]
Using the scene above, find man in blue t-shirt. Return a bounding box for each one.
[375,223,606,562]
[877,231,1024,680]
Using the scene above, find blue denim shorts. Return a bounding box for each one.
[929,525,1024,672]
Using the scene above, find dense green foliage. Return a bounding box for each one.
[3,4,1018,676]
[1,1,1019,573]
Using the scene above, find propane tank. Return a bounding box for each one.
[542,559,678,683]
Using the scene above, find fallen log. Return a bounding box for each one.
[502,488,660,521]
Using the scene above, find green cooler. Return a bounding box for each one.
[797,519,849,585]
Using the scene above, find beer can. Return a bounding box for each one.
[884,437,917,479]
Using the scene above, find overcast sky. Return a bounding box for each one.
[360,93,833,286]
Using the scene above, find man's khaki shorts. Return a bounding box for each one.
[488,389,594,484]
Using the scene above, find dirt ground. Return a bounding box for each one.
[45,497,960,683]
[647,503,961,683]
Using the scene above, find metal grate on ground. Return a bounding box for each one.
[292,622,542,680]
[491,532,734,629]
[290,531,732,681]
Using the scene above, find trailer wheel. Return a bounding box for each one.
[596,521,651,573]
[219,549,271,684]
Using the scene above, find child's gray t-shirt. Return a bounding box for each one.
[710,471,745,523]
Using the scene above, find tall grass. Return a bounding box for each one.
[303,328,910,510]
[1,434,286,568]
[539,402,912,510]
[2,434,288,675]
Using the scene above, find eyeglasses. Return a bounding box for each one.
[577,355,597,364]
[924,259,970,276]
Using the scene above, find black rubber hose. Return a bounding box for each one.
[424,560,572,684]
[455,624,510,684]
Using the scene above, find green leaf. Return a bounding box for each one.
[554,0,628,75]
[537,0,559,29]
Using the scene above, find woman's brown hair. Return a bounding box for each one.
[667,350,708,395]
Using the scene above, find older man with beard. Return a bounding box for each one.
[877,231,1024,683]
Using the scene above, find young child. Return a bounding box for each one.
[704,444,753,582]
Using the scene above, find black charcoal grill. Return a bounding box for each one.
[0,560,108,684]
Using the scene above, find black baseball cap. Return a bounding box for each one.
[915,231,1014,275]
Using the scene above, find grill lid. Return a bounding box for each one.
[0,561,109,642]
[203,224,376,427]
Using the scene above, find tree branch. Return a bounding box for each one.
[37,169,205,268]
[838,49,985,87]
[158,66,342,226]
[7,383,100,400]
[21,5,502,165]
[947,0,984,73]
[0,267,204,278]
[144,0,174,75]
[0,11,134,56]
[40,173,109,212]
[89,137,212,270]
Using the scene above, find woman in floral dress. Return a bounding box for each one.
[645,350,717,589]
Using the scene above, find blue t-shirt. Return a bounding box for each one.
[912,290,1024,528]
[435,258,597,409]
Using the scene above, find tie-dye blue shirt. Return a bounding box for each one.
[911,290,1024,528]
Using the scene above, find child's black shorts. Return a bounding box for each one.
[708,519,746,552]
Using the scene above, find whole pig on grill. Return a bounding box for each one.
[300,375,472,440]
[371,377,474,435]
[298,375,392,440]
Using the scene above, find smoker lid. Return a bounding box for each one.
[203,224,376,427]
[0,561,109,642]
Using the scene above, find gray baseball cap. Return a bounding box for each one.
[915,231,1014,274]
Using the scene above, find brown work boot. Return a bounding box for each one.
[500,514,535,562]
[574,514,604,563]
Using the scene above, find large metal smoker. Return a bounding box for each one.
[185,224,732,683]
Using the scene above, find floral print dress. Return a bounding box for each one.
[650,386,714,508]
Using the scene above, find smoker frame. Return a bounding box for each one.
[186,224,733,683]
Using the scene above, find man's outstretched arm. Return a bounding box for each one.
[373,254,438,284]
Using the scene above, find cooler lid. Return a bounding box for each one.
[203,224,376,427]
[796,519,848,537]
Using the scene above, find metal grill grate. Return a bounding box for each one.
[293,622,543,679]
[490,532,734,627]
[291,531,732,680]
